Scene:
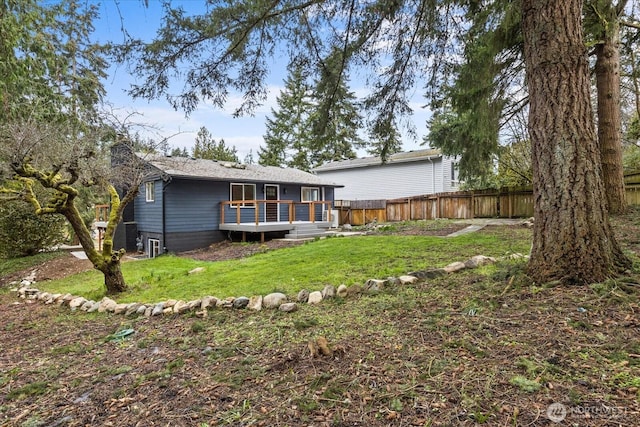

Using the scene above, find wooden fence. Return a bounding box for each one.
[336,183,640,226]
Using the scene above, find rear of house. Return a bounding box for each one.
[114,153,341,256]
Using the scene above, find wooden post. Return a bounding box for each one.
[255,201,259,225]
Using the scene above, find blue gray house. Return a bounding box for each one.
[114,152,342,256]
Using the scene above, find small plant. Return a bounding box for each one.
[191,321,206,333]
[7,382,49,400]
[509,376,541,393]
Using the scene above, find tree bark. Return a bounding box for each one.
[522,0,631,284]
[595,8,626,214]
[62,203,128,294]
[100,261,128,295]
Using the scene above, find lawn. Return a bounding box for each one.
[33,228,532,303]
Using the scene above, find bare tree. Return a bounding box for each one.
[0,113,161,294]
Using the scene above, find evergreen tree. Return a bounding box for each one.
[258,64,314,170]
[169,146,189,157]
[309,59,365,165]
[192,127,239,162]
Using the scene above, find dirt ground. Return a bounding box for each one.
[1,218,639,426]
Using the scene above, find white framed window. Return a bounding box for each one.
[145,181,155,202]
[148,238,160,258]
[451,162,460,186]
[301,187,320,203]
[230,183,256,208]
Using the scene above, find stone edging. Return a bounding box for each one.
[10,253,528,317]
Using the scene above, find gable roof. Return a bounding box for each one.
[313,148,442,172]
[141,153,342,187]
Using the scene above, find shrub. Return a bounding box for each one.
[0,197,67,258]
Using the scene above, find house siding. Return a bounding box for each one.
[317,160,440,200]
[134,179,163,233]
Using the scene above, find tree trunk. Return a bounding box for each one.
[101,260,128,295]
[522,0,631,284]
[595,12,626,214]
[63,203,128,294]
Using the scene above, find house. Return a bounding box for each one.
[113,151,343,256]
[313,149,459,201]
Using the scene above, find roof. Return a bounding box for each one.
[313,148,442,172]
[140,153,343,187]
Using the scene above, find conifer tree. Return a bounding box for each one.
[258,64,314,170]
[192,126,239,162]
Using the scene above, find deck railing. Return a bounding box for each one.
[220,200,333,225]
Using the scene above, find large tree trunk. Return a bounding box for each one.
[100,261,128,295]
[595,10,626,214]
[522,0,631,284]
[63,203,128,295]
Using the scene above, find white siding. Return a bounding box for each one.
[319,158,444,200]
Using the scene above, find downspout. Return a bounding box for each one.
[161,174,173,254]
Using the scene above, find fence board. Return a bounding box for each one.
[337,183,639,226]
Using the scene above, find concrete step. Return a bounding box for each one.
[285,231,333,239]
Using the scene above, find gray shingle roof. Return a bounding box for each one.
[141,153,342,187]
[313,148,442,172]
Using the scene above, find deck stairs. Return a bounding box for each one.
[284,222,333,240]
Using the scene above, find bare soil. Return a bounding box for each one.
[1,217,639,426]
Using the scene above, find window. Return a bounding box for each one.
[301,187,320,202]
[148,238,160,258]
[230,183,256,207]
[145,182,155,202]
[451,162,460,186]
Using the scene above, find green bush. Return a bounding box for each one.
[0,198,67,258]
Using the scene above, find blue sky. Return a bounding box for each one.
[93,1,431,160]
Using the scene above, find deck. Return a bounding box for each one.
[219,220,331,233]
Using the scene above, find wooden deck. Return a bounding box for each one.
[219,220,331,233]
[219,221,331,242]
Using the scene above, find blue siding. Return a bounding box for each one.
[164,179,224,232]
[135,179,163,233]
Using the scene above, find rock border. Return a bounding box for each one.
[10,253,528,317]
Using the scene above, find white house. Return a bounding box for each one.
[313,149,459,200]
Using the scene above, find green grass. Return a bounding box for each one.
[36,229,531,303]
[0,251,68,277]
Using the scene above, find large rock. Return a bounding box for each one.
[172,300,188,314]
[247,295,263,311]
[113,303,129,315]
[399,275,418,285]
[151,303,165,316]
[233,297,250,309]
[443,262,466,273]
[365,279,387,293]
[125,303,142,316]
[321,285,336,299]
[336,284,348,298]
[98,297,118,313]
[263,292,287,309]
[307,291,323,305]
[279,302,298,313]
[201,296,217,310]
[69,297,87,310]
[297,289,310,303]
